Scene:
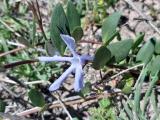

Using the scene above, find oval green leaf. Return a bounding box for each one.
[50,3,70,55]
[28,88,45,107]
[148,55,160,76]
[107,39,133,63]
[155,39,160,54]
[93,46,111,69]
[67,1,81,32]
[136,38,155,64]
[102,12,121,44]
[71,26,83,41]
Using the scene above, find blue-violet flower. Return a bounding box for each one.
[38,34,93,92]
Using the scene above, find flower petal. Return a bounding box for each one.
[80,54,94,64]
[60,34,77,56]
[38,56,72,62]
[49,65,75,91]
[74,65,84,92]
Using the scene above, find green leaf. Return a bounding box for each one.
[71,26,83,41]
[80,82,92,97]
[99,98,111,108]
[50,3,70,55]
[154,39,160,54]
[93,46,111,69]
[66,1,81,32]
[122,76,134,94]
[117,74,134,94]
[1,40,12,62]
[28,88,45,107]
[0,27,11,39]
[148,55,160,76]
[122,101,133,120]
[150,90,158,118]
[31,19,36,43]
[119,110,128,120]
[106,0,118,6]
[134,67,148,114]
[136,39,155,64]
[107,39,133,63]
[102,12,121,44]
[132,32,145,50]
[0,100,6,112]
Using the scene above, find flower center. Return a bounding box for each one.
[71,55,82,65]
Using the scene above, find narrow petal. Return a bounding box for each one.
[49,65,75,91]
[38,56,72,62]
[60,34,77,56]
[74,65,84,92]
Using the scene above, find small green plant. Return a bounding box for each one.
[89,98,116,120]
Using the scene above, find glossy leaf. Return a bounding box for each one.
[93,46,111,69]
[28,88,45,107]
[66,1,81,32]
[107,39,133,63]
[102,12,121,44]
[136,39,155,64]
[50,3,70,55]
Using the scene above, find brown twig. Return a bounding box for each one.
[17,107,42,117]
[54,92,73,120]
[0,73,17,84]
[16,91,121,117]
[0,83,20,98]
[0,19,21,37]
[3,59,38,69]
[27,0,47,40]
[0,46,26,57]
[50,91,121,108]
[80,40,101,44]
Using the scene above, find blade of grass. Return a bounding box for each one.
[142,74,159,115]
[133,65,147,119]
[150,90,159,119]
[122,100,133,120]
